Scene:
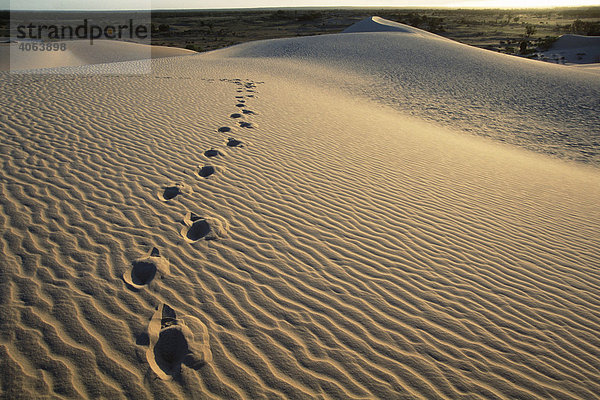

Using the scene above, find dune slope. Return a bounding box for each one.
[1,25,600,399]
[1,40,196,72]
[214,22,600,166]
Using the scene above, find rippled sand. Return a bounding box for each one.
[1,19,599,399]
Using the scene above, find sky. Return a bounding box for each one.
[5,0,600,10]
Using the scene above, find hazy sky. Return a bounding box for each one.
[5,0,600,10]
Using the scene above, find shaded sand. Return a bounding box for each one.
[540,34,600,64]
[1,20,600,399]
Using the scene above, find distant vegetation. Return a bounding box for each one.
[569,19,600,35]
[1,7,598,59]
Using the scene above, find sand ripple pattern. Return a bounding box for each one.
[0,57,599,399]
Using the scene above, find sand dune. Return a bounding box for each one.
[0,40,196,72]
[212,22,600,166]
[342,16,447,40]
[1,18,599,399]
[540,34,600,64]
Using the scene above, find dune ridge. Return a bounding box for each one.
[1,22,600,399]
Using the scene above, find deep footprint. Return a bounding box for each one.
[242,109,256,115]
[180,212,227,242]
[239,122,254,129]
[158,184,184,201]
[230,113,242,119]
[217,126,231,133]
[204,148,223,158]
[123,247,169,290]
[198,165,215,178]
[226,138,244,147]
[146,304,212,380]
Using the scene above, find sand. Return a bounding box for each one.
[0,40,196,72]
[0,18,599,399]
[540,34,600,65]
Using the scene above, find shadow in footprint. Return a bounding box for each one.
[204,149,223,158]
[163,186,181,200]
[217,126,231,133]
[158,184,185,202]
[123,247,169,290]
[226,138,243,147]
[239,122,254,129]
[146,304,212,380]
[235,103,245,107]
[154,326,190,374]
[198,166,215,178]
[180,212,227,242]
[242,110,256,115]
[137,332,150,346]
[183,214,211,241]
[230,113,242,119]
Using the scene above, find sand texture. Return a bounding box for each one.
[1,19,600,399]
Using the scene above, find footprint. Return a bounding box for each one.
[241,109,256,115]
[236,99,246,103]
[180,212,227,242]
[123,247,170,290]
[235,96,244,99]
[158,184,185,201]
[246,95,255,98]
[235,103,245,108]
[197,165,216,178]
[146,304,212,380]
[204,148,223,158]
[217,126,231,133]
[239,122,254,129]
[226,138,244,147]
[230,113,243,119]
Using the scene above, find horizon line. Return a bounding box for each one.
[5,5,600,12]
[5,4,600,12]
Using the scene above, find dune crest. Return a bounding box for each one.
[342,16,445,40]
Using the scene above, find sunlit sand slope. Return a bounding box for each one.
[216,19,600,166]
[0,29,599,399]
